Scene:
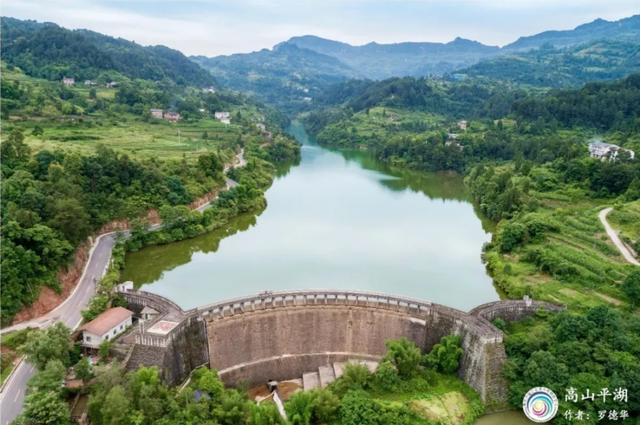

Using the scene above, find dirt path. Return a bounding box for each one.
[599,207,640,266]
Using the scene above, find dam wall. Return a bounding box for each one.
[117,288,565,409]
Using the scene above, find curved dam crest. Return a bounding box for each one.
[117,285,564,411]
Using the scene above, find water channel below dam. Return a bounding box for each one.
[120,123,501,312]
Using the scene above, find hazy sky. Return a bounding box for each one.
[2,0,638,57]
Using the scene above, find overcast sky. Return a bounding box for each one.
[2,0,638,57]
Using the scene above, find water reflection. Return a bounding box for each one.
[120,124,499,311]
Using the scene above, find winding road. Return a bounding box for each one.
[599,207,640,266]
[0,150,245,425]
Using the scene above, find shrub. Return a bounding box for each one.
[384,338,422,379]
[424,334,464,375]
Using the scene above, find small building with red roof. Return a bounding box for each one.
[79,307,133,348]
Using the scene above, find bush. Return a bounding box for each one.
[328,362,371,397]
[384,338,422,379]
[424,334,464,375]
[370,358,399,392]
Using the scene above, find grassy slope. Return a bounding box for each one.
[486,191,636,312]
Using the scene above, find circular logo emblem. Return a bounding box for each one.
[523,387,558,423]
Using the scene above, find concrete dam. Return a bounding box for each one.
[117,285,564,410]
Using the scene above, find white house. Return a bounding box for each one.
[215,112,230,119]
[80,307,133,347]
[220,117,231,125]
[256,123,266,132]
[203,86,216,93]
[150,109,163,119]
[458,120,468,131]
[588,141,635,161]
[63,77,75,86]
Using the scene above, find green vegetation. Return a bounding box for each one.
[604,199,640,254]
[192,43,357,116]
[501,307,639,424]
[459,39,639,88]
[1,17,214,86]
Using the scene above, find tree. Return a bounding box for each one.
[99,339,111,359]
[89,88,97,99]
[22,390,72,425]
[75,357,94,382]
[197,368,224,399]
[21,322,71,370]
[622,270,640,306]
[384,337,422,379]
[32,125,44,137]
[27,359,66,392]
[424,334,464,374]
[285,391,314,425]
[311,388,340,423]
[101,386,131,425]
[248,403,284,425]
[49,198,92,245]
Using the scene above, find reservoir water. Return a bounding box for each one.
[120,123,500,311]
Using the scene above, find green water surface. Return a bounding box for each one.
[120,123,500,311]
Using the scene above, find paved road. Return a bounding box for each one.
[599,207,640,266]
[0,150,245,425]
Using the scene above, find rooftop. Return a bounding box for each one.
[80,307,133,336]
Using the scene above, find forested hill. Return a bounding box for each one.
[503,14,640,51]
[280,35,500,79]
[0,17,215,86]
[192,43,358,114]
[458,39,640,88]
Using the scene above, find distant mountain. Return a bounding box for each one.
[192,43,358,114]
[503,15,640,51]
[282,35,501,79]
[459,39,640,87]
[1,17,215,86]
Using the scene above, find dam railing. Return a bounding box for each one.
[196,290,504,342]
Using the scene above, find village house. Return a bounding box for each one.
[164,111,182,123]
[303,97,312,102]
[80,307,133,348]
[445,140,464,151]
[448,133,460,139]
[215,111,230,119]
[458,120,467,131]
[588,141,635,161]
[220,117,231,125]
[388,115,399,122]
[202,86,216,93]
[256,123,266,132]
[106,81,118,88]
[150,109,163,119]
[199,108,206,113]
[63,77,75,86]
[84,80,94,85]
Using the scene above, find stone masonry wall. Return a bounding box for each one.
[162,315,209,387]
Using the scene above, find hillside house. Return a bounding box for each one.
[164,111,182,122]
[150,109,163,119]
[215,112,230,119]
[199,108,206,113]
[203,86,216,93]
[220,117,231,125]
[303,97,312,102]
[80,307,133,348]
[458,120,467,131]
[84,80,95,85]
[588,141,635,161]
[448,133,460,139]
[106,81,118,88]
[388,115,399,122]
[256,123,266,132]
[63,77,75,86]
